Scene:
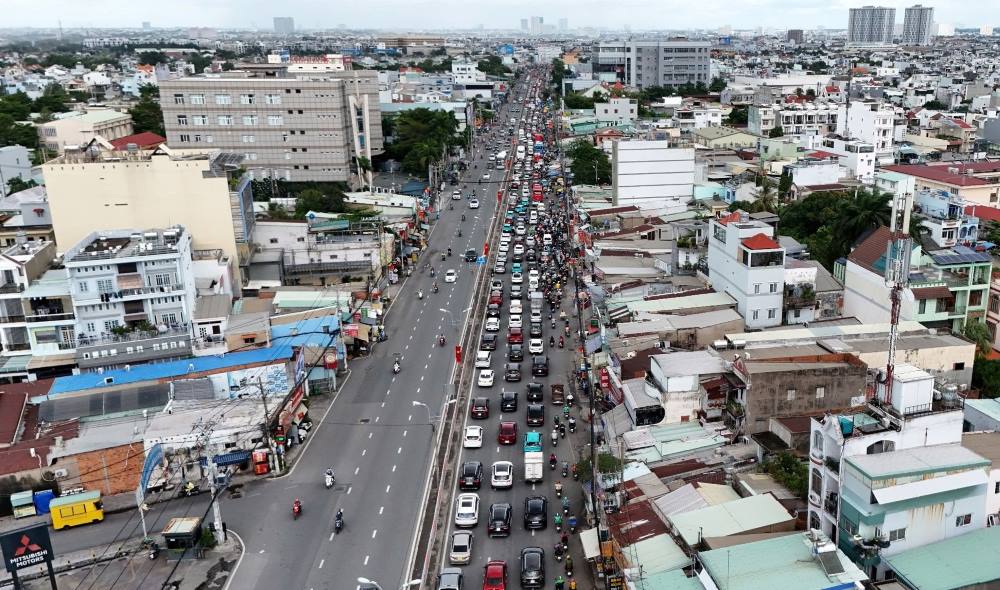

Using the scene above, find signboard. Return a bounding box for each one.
[343,324,360,338]
[323,352,338,370]
[139,443,164,493]
[0,525,54,573]
[607,575,625,589]
[454,345,463,363]
[476,256,487,266]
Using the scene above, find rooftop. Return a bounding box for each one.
[65,226,188,263]
[882,161,1000,187]
[193,294,232,321]
[964,398,1000,424]
[961,432,1000,464]
[882,526,1000,590]
[741,233,782,251]
[844,443,989,481]
[667,493,793,547]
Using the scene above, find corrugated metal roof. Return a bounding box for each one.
[639,569,703,590]
[624,534,690,575]
[668,494,793,546]
[884,526,1000,590]
[626,292,735,313]
[845,444,990,481]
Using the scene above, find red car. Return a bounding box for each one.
[498,421,517,445]
[483,560,507,590]
[508,327,523,344]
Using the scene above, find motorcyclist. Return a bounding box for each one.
[447,248,452,256]
[418,289,424,299]
[549,336,555,347]
[293,498,302,513]
[393,360,401,373]
[461,214,466,222]
[336,508,344,522]
[549,453,557,469]
[432,282,439,293]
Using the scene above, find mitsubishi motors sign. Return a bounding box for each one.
[0,524,54,573]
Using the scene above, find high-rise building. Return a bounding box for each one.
[520,18,528,31]
[273,17,295,35]
[848,5,896,44]
[981,25,994,36]
[593,39,712,90]
[787,29,804,43]
[142,21,151,31]
[529,16,544,35]
[902,5,934,45]
[159,67,383,186]
[558,18,568,31]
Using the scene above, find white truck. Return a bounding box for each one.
[524,451,544,483]
[529,291,544,313]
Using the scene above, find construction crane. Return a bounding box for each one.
[881,190,914,406]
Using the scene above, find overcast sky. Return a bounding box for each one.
[1,0,997,31]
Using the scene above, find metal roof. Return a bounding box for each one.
[624,534,690,575]
[884,526,1000,590]
[668,494,793,547]
[845,444,990,481]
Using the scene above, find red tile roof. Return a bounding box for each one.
[605,497,668,546]
[588,205,641,216]
[741,233,781,250]
[883,162,1000,187]
[966,205,1000,223]
[109,132,166,150]
[717,211,742,226]
[807,150,839,160]
[847,226,893,273]
[947,117,973,130]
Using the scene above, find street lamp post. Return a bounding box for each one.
[357,577,421,590]
[412,399,456,432]
[439,306,472,331]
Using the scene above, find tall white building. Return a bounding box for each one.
[611,141,693,212]
[836,101,897,164]
[529,16,544,35]
[848,6,896,45]
[902,5,934,46]
[748,102,839,137]
[273,17,295,35]
[707,211,786,329]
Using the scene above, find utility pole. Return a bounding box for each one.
[259,377,282,474]
[207,462,225,541]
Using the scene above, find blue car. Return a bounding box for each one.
[523,431,542,453]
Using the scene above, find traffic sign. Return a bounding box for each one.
[476,256,487,265]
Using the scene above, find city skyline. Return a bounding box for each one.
[1,0,998,31]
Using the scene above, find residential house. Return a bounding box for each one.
[36,110,133,155]
[882,527,1000,590]
[881,162,1000,207]
[914,189,979,249]
[836,101,898,164]
[691,126,759,150]
[749,101,839,137]
[0,146,33,198]
[803,135,877,181]
[595,97,637,124]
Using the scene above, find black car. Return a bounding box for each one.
[526,403,545,426]
[531,356,549,377]
[500,390,518,413]
[523,496,547,530]
[488,502,512,537]
[480,333,497,351]
[512,252,523,263]
[504,363,522,382]
[471,397,490,419]
[529,322,543,338]
[508,343,524,362]
[526,382,544,403]
[459,461,483,491]
[519,547,545,588]
[487,303,500,317]
[465,248,478,262]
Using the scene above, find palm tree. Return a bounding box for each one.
[750,178,779,213]
[832,188,891,251]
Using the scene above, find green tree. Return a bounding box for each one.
[6,177,36,194]
[294,188,345,217]
[750,177,779,213]
[973,358,1000,398]
[551,58,566,93]
[385,108,460,177]
[768,126,785,138]
[137,51,168,66]
[567,140,611,185]
[964,321,993,358]
[709,76,727,93]
[477,56,511,77]
[33,84,70,113]
[923,99,948,110]
[0,114,39,149]
[188,53,212,74]
[764,452,808,499]
[726,105,748,126]
[128,84,164,136]
[0,92,34,120]
[777,172,793,198]
[831,188,891,252]
[562,92,595,109]
[575,453,622,479]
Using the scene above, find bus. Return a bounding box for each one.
[49,490,104,530]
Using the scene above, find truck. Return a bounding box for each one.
[524,451,544,483]
[529,291,544,313]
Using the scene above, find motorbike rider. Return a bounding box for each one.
[293,498,302,513]
[418,289,424,299]
[549,453,558,468]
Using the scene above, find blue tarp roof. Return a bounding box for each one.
[202,450,253,467]
[270,316,341,347]
[42,346,295,399]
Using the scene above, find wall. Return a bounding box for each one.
[64,442,144,495]
[744,361,868,434]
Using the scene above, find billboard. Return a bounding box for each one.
[0,525,54,573]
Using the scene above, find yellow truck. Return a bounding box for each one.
[49,490,104,530]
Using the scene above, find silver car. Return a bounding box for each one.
[449,531,474,565]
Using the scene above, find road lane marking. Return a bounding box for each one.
[392,465,397,472]
[372,529,378,539]
[318,559,325,569]
[369,432,373,439]
[424,363,429,370]
[385,485,391,494]
[329,532,335,541]
[347,485,353,495]
[375,416,380,423]
[354,466,360,475]
[381,402,386,408]
[416,387,421,393]
[408,414,412,421]
[398,447,403,454]
[364,555,370,565]
[421,375,425,381]
[379,506,384,515]
[403,430,408,437]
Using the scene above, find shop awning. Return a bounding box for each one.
[911,286,953,300]
[27,353,77,370]
[206,450,252,467]
[580,527,600,560]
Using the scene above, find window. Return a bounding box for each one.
[103,319,120,333]
[78,281,89,293]
[152,273,172,287]
[769,282,778,293]
[954,362,965,371]
[752,310,759,320]
[918,299,927,314]
[955,514,972,527]
[810,468,822,493]
[86,322,95,333]
[173,94,185,104]
[215,94,232,105]
[843,517,859,537]
[190,94,205,105]
[97,279,114,293]
[268,115,284,126]
[866,440,895,455]
[754,283,761,294]
[242,114,258,126]
[217,115,233,126]
[888,528,906,542]
[242,135,256,143]
[179,134,191,142]
[768,308,776,319]
[269,238,279,244]
[176,115,188,126]
[192,115,208,126]
[265,94,281,105]
[296,237,305,242]
[995,482,1000,494]
[243,335,257,344]
[240,94,255,104]
[816,386,825,399]
[786,389,796,401]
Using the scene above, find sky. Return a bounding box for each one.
[1,0,997,31]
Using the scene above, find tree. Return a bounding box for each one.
[188,53,212,74]
[385,108,460,177]
[6,177,36,194]
[222,61,235,71]
[137,51,168,66]
[575,452,622,479]
[764,452,808,499]
[923,99,948,110]
[0,92,34,121]
[33,84,70,113]
[0,114,39,149]
[805,88,816,98]
[973,357,1000,398]
[294,188,345,217]
[768,126,785,138]
[830,188,891,252]
[726,105,748,126]
[709,76,727,93]
[750,177,779,213]
[778,172,793,198]
[562,92,595,109]
[477,56,511,77]
[567,140,611,185]
[964,321,993,358]
[128,84,164,136]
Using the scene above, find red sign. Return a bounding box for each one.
[497,190,503,202]
[343,324,360,337]
[323,352,338,370]
[455,345,463,363]
[600,368,610,389]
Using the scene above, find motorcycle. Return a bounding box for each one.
[559,424,566,439]
[565,325,571,337]
[549,455,558,470]
[430,268,436,277]
[418,290,424,300]
[572,465,579,480]
[325,472,335,489]
[334,510,344,534]
[393,362,401,374]
[292,500,302,520]
[568,515,578,534]
[568,417,577,433]
[438,335,446,346]
[441,252,446,261]
[558,336,564,348]
[549,336,555,347]
[554,543,564,562]
[432,283,439,294]
[561,462,569,478]
[142,538,159,561]
[551,429,558,447]
[554,481,563,498]
[457,229,463,237]
[179,482,202,497]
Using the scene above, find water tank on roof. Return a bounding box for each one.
[838,416,854,437]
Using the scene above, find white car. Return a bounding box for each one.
[529,278,539,291]
[449,531,474,565]
[482,173,491,181]
[509,301,523,315]
[496,253,508,264]
[530,310,543,324]
[444,269,458,283]
[452,190,462,200]
[515,225,527,236]
[493,262,506,274]
[491,461,514,490]
[469,199,480,209]
[511,272,523,284]
[528,269,540,281]
[529,338,544,355]
[454,493,480,528]
[525,237,536,248]
[485,317,500,332]
[477,369,495,387]
[513,244,525,256]
[475,350,492,368]
[508,315,523,329]
[464,425,484,448]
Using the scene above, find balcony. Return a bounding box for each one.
[4,343,30,352]
[76,325,191,369]
[824,493,839,515]
[0,315,26,324]
[824,457,840,474]
[0,283,24,294]
[25,312,75,323]
[75,283,185,302]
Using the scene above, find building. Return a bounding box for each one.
[42,148,253,287]
[273,17,294,35]
[749,102,839,137]
[787,29,804,44]
[64,226,198,370]
[0,146,33,197]
[837,101,898,164]
[707,211,785,329]
[592,40,712,90]
[882,162,1000,206]
[611,141,693,211]
[690,126,758,150]
[529,16,544,35]
[902,5,934,46]
[520,18,528,31]
[913,189,978,249]
[0,186,55,246]
[37,110,133,155]
[670,105,722,133]
[558,18,568,31]
[848,5,897,45]
[159,67,383,186]
[882,527,1000,590]
[803,135,877,181]
[594,97,637,124]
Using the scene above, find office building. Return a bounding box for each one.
[159,67,383,186]
[529,16,544,35]
[848,5,896,44]
[273,17,295,35]
[593,40,712,90]
[558,18,568,32]
[520,18,528,31]
[787,29,804,43]
[37,110,133,156]
[902,5,934,45]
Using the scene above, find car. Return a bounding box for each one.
[482,173,491,181]
[486,303,500,317]
[523,496,547,530]
[504,363,521,382]
[530,310,543,324]
[509,300,523,315]
[528,338,544,355]
[465,249,478,262]
[507,327,523,344]
[493,262,506,274]
[531,356,549,377]
[528,277,539,290]
[484,317,500,332]
[515,225,527,236]
[454,493,479,528]
[469,199,480,209]
[477,369,495,388]
[523,431,543,453]
[490,278,504,291]
[526,403,545,426]
[507,343,524,362]
[510,284,523,299]
[480,333,497,351]
[441,268,457,283]
[487,502,512,536]
[508,315,523,329]
[451,190,463,200]
[513,244,525,255]
[475,350,492,368]
[497,421,517,445]
[529,322,543,337]
[528,269,540,281]
[511,262,523,274]
[463,425,484,448]
[510,272,523,284]
[459,460,483,490]
[491,461,514,490]
[496,253,508,264]
[482,560,507,590]
[519,547,545,588]
[526,382,543,403]
[436,566,464,590]
[448,531,473,566]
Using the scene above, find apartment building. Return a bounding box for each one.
[64,227,197,370]
[159,68,383,186]
[707,211,786,329]
[803,135,877,181]
[37,110,133,155]
[671,105,722,133]
[848,6,896,45]
[42,148,252,287]
[837,101,898,164]
[914,189,979,249]
[592,40,711,90]
[882,162,1000,206]
[748,102,839,137]
[902,5,934,46]
[595,97,638,124]
[0,146,33,197]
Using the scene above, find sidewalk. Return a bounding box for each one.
[7,534,242,590]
